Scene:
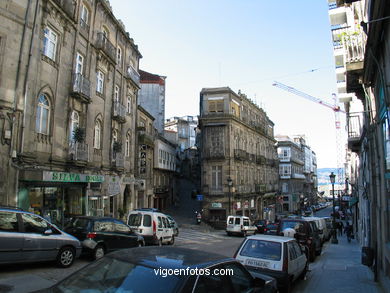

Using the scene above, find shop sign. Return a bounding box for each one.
[43,171,104,183]
[108,176,121,196]
[250,199,255,208]
[211,202,222,208]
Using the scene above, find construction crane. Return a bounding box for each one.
[272,81,345,187]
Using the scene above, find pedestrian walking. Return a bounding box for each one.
[337,221,344,236]
[344,221,353,242]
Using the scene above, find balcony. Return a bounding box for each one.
[125,66,140,87]
[69,142,89,162]
[234,149,248,161]
[113,101,126,123]
[138,131,154,147]
[347,114,362,152]
[53,0,75,19]
[113,152,124,169]
[95,33,116,62]
[71,73,91,103]
[256,155,266,165]
[203,149,225,160]
[255,184,266,193]
[79,18,90,37]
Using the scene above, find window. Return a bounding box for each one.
[114,220,130,233]
[288,242,297,260]
[194,268,230,293]
[157,216,162,228]
[93,220,114,232]
[279,164,291,176]
[211,166,222,190]
[69,111,79,141]
[0,212,18,232]
[117,47,122,65]
[143,215,151,227]
[75,53,84,75]
[282,183,288,193]
[127,96,131,113]
[239,239,282,261]
[43,27,57,60]
[35,94,50,134]
[223,263,253,293]
[208,100,224,113]
[125,133,130,157]
[22,214,49,234]
[94,120,101,149]
[80,4,89,28]
[114,85,120,102]
[96,71,104,93]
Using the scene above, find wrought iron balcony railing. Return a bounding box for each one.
[113,101,126,123]
[95,32,116,62]
[71,73,91,102]
[69,142,89,161]
[126,66,140,87]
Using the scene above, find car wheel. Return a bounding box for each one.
[158,238,163,246]
[138,241,144,247]
[93,244,105,260]
[56,246,75,268]
[242,231,247,237]
[175,228,179,236]
[170,236,175,245]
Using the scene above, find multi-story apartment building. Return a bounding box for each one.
[276,135,306,213]
[136,106,155,209]
[292,135,318,206]
[164,115,198,150]
[199,87,278,227]
[138,70,166,134]
[154,135,177,210]
[0,0,142,224]
[330,0,390,288]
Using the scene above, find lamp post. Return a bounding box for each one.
[330,172,338,244]
[300,194,305,215]
[227,177,233,215]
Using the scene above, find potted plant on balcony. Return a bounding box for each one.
[72,126,85,143]
[113,141,122,153]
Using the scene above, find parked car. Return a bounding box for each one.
[166,214,179,236]
[34,246,278,293]
[127,208,174,245]
[65,216,144,260]
[226,215,257,236]
[264,223,279,235]
[303,217,329,244]
[277,217,321,262]
[254,219,269,234]
[234,234,308,293]
[0,206,81,268]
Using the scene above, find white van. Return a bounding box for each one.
[226,215,257,236]
[127,208,174,246]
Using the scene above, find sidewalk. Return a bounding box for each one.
[294,233,384,293]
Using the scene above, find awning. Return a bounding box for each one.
[263,192,276,199]
[349,197,359,207]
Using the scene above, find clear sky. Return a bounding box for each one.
[110,0,346,169]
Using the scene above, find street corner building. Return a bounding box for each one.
[0,0,147,224]
[198,87,279,229]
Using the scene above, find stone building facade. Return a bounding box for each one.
[199,87,278,227]
[0,0,142,225]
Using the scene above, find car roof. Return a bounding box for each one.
[71,216,119,221]
[228,215,249,219]
[107,247,234,269]
[245,234,294,243]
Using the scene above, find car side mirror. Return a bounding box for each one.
[43,229,53,235]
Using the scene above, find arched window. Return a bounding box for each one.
[94,120,101,149]
[69,111,79,141]
[112,129,118,142]
[125,133,130,157]
[35,94,50,134]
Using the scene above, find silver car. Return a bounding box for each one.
[0,207,82,268]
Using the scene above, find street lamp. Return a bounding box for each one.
[300,194,305,215]
[227,177,233,215]
[329,172,338,244]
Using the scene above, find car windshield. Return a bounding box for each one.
[51,256,181,293]
[280,221,301,231]
[128,214,142,227]
[65,218,90,230]
[240,239,281,261]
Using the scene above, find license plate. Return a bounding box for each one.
[245,259,270,268]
